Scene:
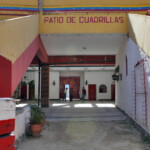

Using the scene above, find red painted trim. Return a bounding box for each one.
[37,36,48,63]
[0,135,15,150]
[31,56,40,65]
[48,55,115,66]
[0,119,15,135]
[44,9,148,13]
[0,55,12,97]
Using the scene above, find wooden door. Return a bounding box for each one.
[60,77,80,99]
[21,85,27,99]
[88,84,96,100]
[29,86,35,100]
[111,84,115,101]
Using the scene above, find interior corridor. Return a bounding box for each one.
[17,101,150,150]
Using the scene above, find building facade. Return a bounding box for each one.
[0,0,150,134]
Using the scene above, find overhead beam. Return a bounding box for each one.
[48,55,115,66]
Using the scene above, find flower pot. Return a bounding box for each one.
[31,124,43,137]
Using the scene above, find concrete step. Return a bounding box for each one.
[46,116,127,122]
[44,101,127,122]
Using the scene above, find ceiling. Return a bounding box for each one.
[40,33,127,56]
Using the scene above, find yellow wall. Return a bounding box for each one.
[43,0,150,7]
[0,0,38,6]
[40,12,128,34]
[0,11,34,21]
[128,14,150,57]
[0,0,38,21]
[0,15,39,63]
[0,15,18,21]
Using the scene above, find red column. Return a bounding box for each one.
[0,36,48,98]
[41,65,49,107]
[0,55,12,97]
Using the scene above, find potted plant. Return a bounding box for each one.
[30,105,45,136]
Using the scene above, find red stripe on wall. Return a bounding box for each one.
[0,135,15,150]
[0,55,12,97]
[44,9,149,13]
[0,119,15,135]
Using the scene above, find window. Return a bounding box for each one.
[99,84,107,93]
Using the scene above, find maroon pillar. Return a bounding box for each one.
[41,65,49,107]
[0,55,12,97]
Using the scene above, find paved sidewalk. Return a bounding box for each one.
[17,101,150,150]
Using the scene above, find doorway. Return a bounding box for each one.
[60,77,80,99]
[65,84,70,100]
[111,84,115,101]
[21,84,27,99]
[88,84,96,100]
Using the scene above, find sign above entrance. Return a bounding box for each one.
[43,16,124,24]
[40,13,128,33]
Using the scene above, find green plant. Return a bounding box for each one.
[29,80,35,87]
[30,105,45,124]
[21,81,27,86]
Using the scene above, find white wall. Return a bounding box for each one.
[84,71,114,100]
[27,70,84,100]
[14,105,30,141]
[22,69,40,99]
[116,37,150,134]
[49,71,59,99]
[128,14,150,58]
[32,68,114,100]
[42,70,114,100]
